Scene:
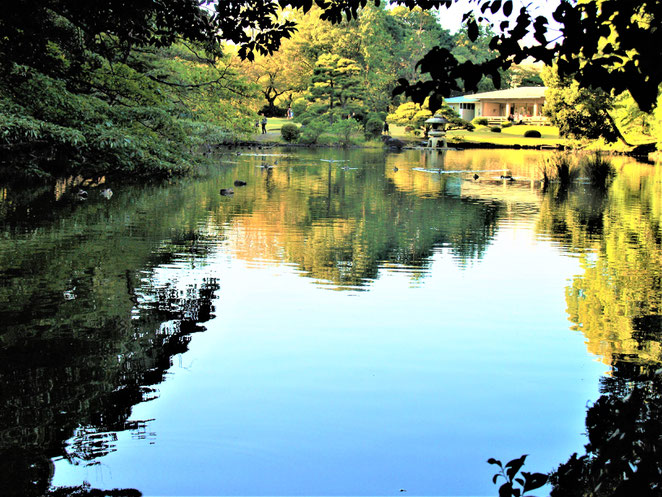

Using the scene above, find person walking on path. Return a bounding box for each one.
[261,115,268,134]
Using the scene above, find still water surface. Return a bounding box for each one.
[1,148,660,496]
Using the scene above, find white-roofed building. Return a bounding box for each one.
[445,86,548,124]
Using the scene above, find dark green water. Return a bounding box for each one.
[1,148,660,496]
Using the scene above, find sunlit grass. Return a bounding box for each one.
[262,117,299,134]
[389,123,568,147]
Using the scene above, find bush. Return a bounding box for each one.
[330,119,363,146]
[490,126,502,133]
[473,117,489,126]
[280,123,300,142]
[501,121,513,128]
[364,118,383,138]
[299,119,327,144]
[524,129,542,138]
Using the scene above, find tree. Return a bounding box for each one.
[388,7,454,84]
[309,54,364,120]
[450,22,509,93]
[390,0,661,113]
[6,1,660,114]
[509,63,544,88]
[238,39,311,116]
[542,65,629,144]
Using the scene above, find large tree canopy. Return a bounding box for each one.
[1,0,660,177]
[6,0,658,112]
[218,0,661,114]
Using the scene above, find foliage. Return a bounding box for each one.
[387,102,432,128]
[280,123,301,142]
[299,119,328,144]
[542,65,625,144]
[473,117,489,126]
[237,37,311,116]
[307,54,365,122]
[390,1,661,113]
[509,64,544,88]
[450,22,509,93]
[524,130,541,138]
[330,119,363,146]
[364,117,383,138]
[488,455,548,497]
[0,2,259,179]
[45,483,141,497]
[491,126,502,133]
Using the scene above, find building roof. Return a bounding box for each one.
[447,86,547,102]
[445,95,479,104]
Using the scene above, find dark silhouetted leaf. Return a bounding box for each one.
[490,0,502,15]
[522,471,548,492]
[499,482,513,497]
[488,458,503,467]
[467,19,479,42]
[503,0,513,17]
[506,455,527,480]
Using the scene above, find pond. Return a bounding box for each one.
[1,148,660,496]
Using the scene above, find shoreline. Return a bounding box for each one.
[217,136,656,161]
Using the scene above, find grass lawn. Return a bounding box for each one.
[258,119,575,149]
[263,117,298,134]
[390,123,569,147]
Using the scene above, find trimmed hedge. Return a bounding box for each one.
[280,123,301,142]
[524,129,542,138]
[490,126,502,133]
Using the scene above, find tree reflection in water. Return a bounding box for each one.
[0,182,221,496]
[537,170,662,496]
[0,273,219,496]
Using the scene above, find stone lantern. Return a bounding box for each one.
[425,115,449,149]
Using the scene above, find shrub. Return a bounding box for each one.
[259,104,286,118]
[581,152,615,188]
[299,119,327,144]
[330,119,363,146]
[280,123,300,142]
[491,126,502,133]
[501,121,513,128]
[524,129,542,138]
[473,117,489,126]
[364,117,383,138]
